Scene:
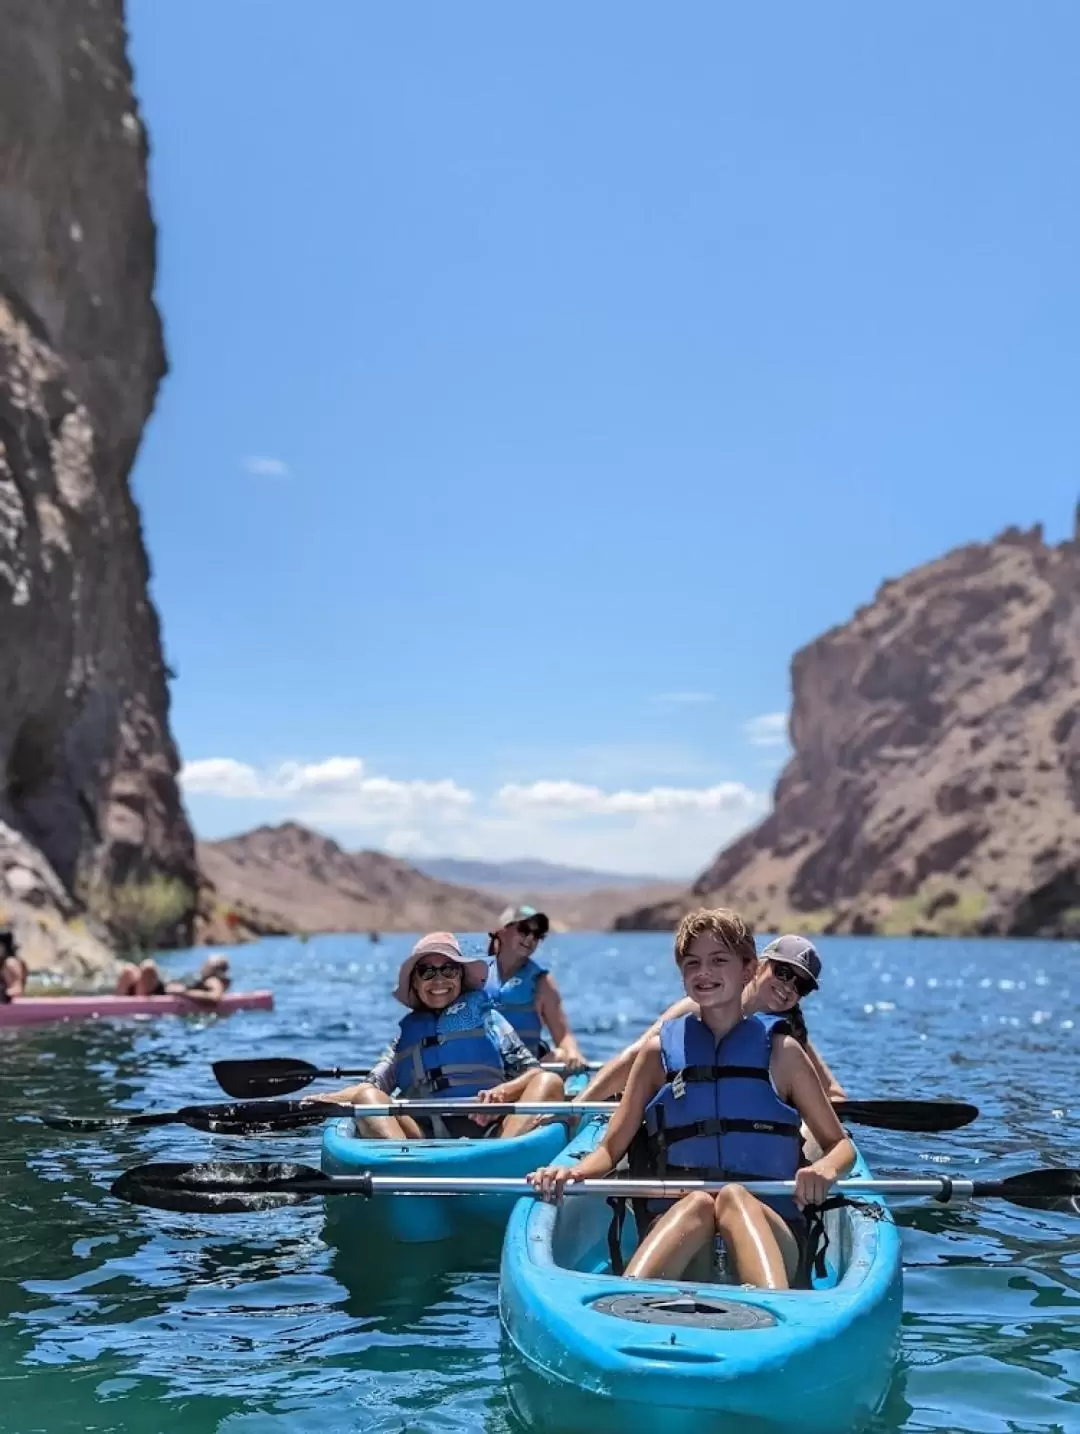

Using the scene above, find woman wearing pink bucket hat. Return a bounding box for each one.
[308,932,565,1140]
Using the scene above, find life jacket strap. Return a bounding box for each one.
[664,1063,773,1085]
[648,1116,801,1152]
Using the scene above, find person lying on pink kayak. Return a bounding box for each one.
[114,953,231,1006]
[576,933,844,1102]
[307,932,566,1140]
[0,927,29,1003]
[529,907,854,1291]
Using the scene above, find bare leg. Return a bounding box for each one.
[351,1082,420,1141]
[624,1192,717,1280]
[712,1185,798,1290]
[132,960,165,996]
[115,964,140,996]
[498,1069,567,1138]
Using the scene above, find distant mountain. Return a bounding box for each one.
[415,856,676,894]
[197,822,503,936]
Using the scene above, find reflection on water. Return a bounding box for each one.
[1,933,1078,1432]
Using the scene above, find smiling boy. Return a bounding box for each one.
[530,908,854,1289]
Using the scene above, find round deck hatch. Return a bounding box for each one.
[591,1293,776,1329]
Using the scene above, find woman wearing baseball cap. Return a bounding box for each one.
[576,933,844,1103]
[485,906,588,1074]
[307,932,565,1140]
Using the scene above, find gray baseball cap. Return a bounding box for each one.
[760,934,821,990]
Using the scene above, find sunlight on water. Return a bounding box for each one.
[1,933,1078,1433]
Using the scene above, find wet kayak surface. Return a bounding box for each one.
[1,932,1077,1433]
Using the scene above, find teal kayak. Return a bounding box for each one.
[499,1115,903,1433]
[321,1079,584,1245]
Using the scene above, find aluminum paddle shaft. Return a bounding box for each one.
[356,1174,981,1201]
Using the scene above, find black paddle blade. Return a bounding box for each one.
[180,1100,331,1136]
[212,1058,320,1098]
[991,1167,1080,1215]
[112,1161,332,1214]
[38,1110,177,1133]
[837,1099,979,1133]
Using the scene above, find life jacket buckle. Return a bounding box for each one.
[671,1072,686,1100]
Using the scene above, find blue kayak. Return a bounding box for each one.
[321,1080,584,1245]
[499,1115,903,1434]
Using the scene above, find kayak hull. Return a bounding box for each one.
[499,1117,903,1434]
[0,990,274,1028]
[321,1081,583,1245]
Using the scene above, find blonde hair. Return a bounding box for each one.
[674,907,757,966]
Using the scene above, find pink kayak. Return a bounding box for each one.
[0,989,274,1028]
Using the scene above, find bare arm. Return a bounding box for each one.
[530,1037,665,1197]
[806,1038,846,1100]
[535,973,585,1069]
[576,996,696,1101]
[773,1035,855,1206]
[174,977,229,1008]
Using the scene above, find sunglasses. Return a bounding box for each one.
[515,922,546,941]
[414,961,462,981]
[771,961,815,998]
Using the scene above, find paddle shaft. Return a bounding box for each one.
[162,1172,989,1201]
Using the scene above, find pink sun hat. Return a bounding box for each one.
[393,932,490,1008]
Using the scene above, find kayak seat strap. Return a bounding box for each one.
[606,1197,629,1276]
[798,1194,893,1287]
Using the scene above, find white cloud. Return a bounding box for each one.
[243,456,290,478]
[743,712,789,747]
[181,755,767,878]
[496,779,760,819]
[180,758,264,799]
[180,755,473,829]
[654,692,715,705]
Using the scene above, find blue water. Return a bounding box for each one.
[1,932,1078,1433]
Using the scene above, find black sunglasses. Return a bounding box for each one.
[414,961,462,981]
[771,960,815,997]
[515,921,546,940]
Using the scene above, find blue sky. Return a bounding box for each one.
[126,1,1080,877]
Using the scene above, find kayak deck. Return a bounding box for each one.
[500,1115,903,1434]
[0,990,274,1028]
[322,1076,585,1245]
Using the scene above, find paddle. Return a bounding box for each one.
[39,1094,980,1137]
[212,1055,602,1098]
[111,1159,1080,1217]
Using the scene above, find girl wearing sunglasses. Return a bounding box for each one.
[307,931,565,1140]
[485,905,588,1074]
[576,933,844,1103]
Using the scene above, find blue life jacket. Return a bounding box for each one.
[393,990,506,1099]
[641,1012,802,1217]
[485,957,547,1055]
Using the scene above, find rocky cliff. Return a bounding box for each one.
[0,0,196,978]
[198,823,506,936]
[618,524,1080,938]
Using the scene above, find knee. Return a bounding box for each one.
[531,1070,566,1100]
[351,1083,384,1107]
[713,1184,756,1230]
[681,1190,719,1233]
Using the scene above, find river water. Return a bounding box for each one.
[1,932,1078,1433]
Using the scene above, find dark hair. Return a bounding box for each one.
[785,1002,809,1048]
